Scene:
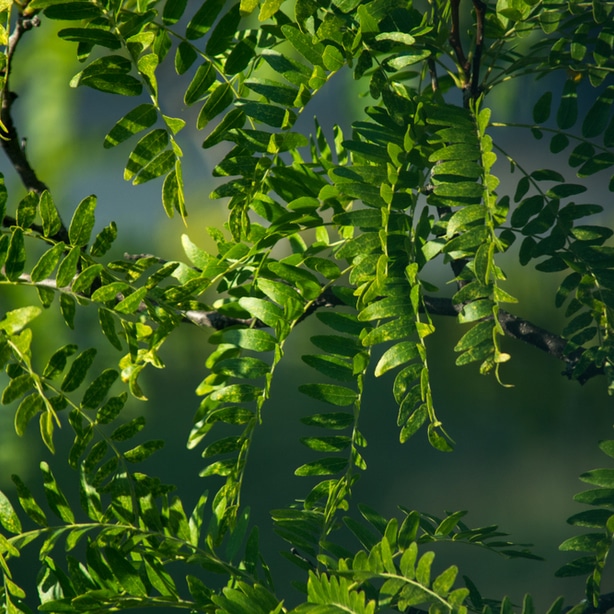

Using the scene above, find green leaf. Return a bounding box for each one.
[458,299,493,323]
[238,297,284,327]
[555,556,596,577]
[124,440,164,462]
[577,152,614,178]
[6,228,25,281]
[104,104,158,148]
[72,264,103,294]
[40,191,63,238]
[61,348,97,393]
[197,83,234,129]
[2,373,33,405]
[259,0,283,19]
[295,457,348,476]
[301,435,351,452]
[184,62,216,105]
[98,308,123,350]
[186,0,226,39]
[301,412,354,429]
[124,129,170,181]
[71,56,142,96]
[533,91,552,124]
[599,440,614,458]
[550,133,569,154]
[387,50,431,70]
[557,80,578,130]
[446,205,486,236]
[361,317,416,345]
[580,469,614,488]
[60,294,76,329]
[574,488,614,507]
[92,281,130,303]
[95,393,127,426]
[546,184,587,199]
[202,108,245,148]
[374,341,420,377]
[210,383,261,402]
[163,167,186,217]
[400,404,428,443]
[427,423,454,452]
[163,0,188,24]
[567,509,613,528]
[225,35,258,75]
[30,242,65,283]
[110,416,146,441]
[104,547,147,596]
[582,85,614,138]
[213,328,277,352]
[0,490,22,534]
[133,150,177,185]
[302,354,354,382]
[69,195,97,246]
[322,45,345,71]
[299,383,357,406]
[205,3,241,56]
[211,356,271,379]
[81,369,119,409]
[267,261,321,299]
[175,41,197,74]
[56,246,81,288]
[281,25,325,67]
[16,192,38,228]
[239,101,293,128]
[114,287,147,314]
[454,321,493,352]
[559,533,607,552]
[59,27,121,49]
[42,2,102,19]
[0,306,41,335]
[261,49,311,86]
[11,474,47,526]
[43,344,78,379]
[41,461,75,523]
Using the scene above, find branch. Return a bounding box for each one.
[422,295,601,382]
[449,0,486,101]
[564,593,614,614]
[1,16,47,194]
[184,290,601,384]
[470,0,486,99]
[449,0,470,82]
[0,14,70,242]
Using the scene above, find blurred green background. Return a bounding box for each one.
[1,12,613,611]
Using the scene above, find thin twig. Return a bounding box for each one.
[428,58,439,93]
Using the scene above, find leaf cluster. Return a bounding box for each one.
[0,0,612,612]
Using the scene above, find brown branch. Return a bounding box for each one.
[422,295,602,381]
[428,58,439,93]
[0,14,70,243]
[563,593,614,614]
[1,15,48,195]
[449,0,469,83]
[449,0,486,102]
[179,287,602,384]
[470,0,486,99]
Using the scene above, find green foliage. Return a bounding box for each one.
[0,0,613,611]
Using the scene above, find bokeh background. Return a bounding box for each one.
[1,10,613,611]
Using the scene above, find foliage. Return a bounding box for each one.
[0,0,612,611]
